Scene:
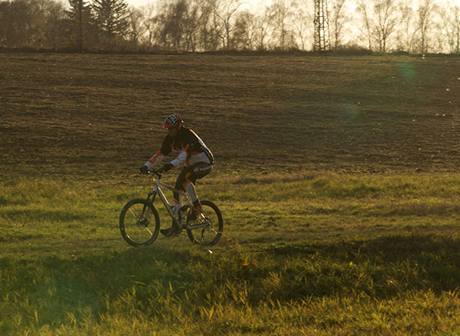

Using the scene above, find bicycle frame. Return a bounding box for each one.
[146,174,188,221]
[140,171,211,232]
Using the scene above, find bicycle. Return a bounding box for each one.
[119,169,223,247]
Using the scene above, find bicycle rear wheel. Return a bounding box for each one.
[186,200,223,246]
[119,199,160,247]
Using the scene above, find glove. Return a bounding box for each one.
[158,163,174,173]
[139,165,149,174]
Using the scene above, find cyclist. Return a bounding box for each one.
[140,114,214,237]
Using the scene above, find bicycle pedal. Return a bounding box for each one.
[160,228,176,237]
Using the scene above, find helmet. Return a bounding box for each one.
[163,114,183,129]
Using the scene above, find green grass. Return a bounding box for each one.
[1,53,460,334]
[1,172,460,335]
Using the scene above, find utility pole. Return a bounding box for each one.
[314,0,330,51]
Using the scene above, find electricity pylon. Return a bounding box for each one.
[313,0,330,52]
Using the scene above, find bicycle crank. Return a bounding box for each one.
[186,221,210,230]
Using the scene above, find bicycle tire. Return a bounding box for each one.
[119,198,160,247]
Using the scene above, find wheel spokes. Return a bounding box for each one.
[125,204,153,244]
[128,208,141,220]
[144,226,153,236]
[195,215,218,243]
[185,202,222,246]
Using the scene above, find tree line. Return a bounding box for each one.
[0,0,459,54]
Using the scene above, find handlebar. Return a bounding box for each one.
[147,169,162,178]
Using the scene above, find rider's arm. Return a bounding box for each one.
[143,136,173,170]
[170,145,189,167]
[144,150,164,170]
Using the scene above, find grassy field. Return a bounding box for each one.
[1,53,460,335]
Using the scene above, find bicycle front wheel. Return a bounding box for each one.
[186,200,223,246]
[119,199,160,247]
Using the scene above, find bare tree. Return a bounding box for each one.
[415,0,435,55]
[0,1,7,47]
[138,3,161,49]
[358,1,373,50]
[210,0,242,49]
[127,6,144,47]
[290,0,312,50]
[267,0,294,50]
[43,0,66,49]
[251,7,270,50]
[159,0,188,50]
[395,0,416,52]
[0,0,52,48]
[231,11,256,49]
[0,0,33,48]
[189,0,216,51]
[443,4,460,54]
[329,0,348,50]
[180,0,224,51]
[183,3,200,52]
[373,0,398,52]
[452,5,460,53]
[358,0,399,53]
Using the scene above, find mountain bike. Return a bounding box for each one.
[119,170,223,247]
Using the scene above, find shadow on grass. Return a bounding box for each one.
[268,234,460,264]
[0,246,212,329]
[0,208,89,222]
[1,234,460,330]
[265,234,460,299]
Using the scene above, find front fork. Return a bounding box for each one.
[146,191,157,204]
[141,192,156,219]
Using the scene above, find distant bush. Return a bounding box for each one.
[202,48,310,56]
[390,50,411,56]
[331,44,373,55]
[1,45,458,57]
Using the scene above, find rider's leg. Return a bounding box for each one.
[183,163,212,219]
[184,179,201,209]
[174,166,192,205]
[160,167,192,236]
